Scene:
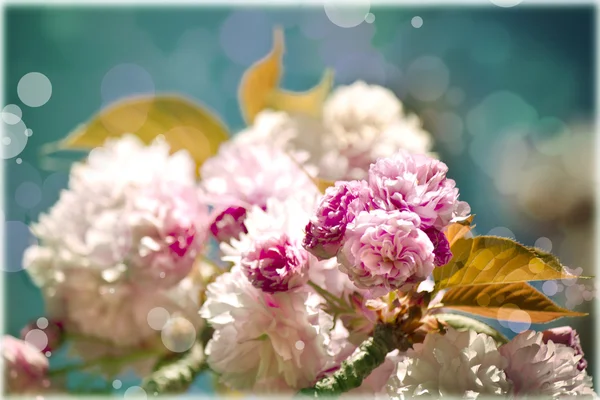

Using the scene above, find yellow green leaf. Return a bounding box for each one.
[439,282,586,323]
[43,95,229,174]
[267,69,335,118]
[444,215,475,247]
[315,178,336,194]
[433,236,578,291]
[434,313,508,344]
[238,27,284,124]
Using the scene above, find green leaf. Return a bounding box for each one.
[434,313,508,344]
[439,282,586,324]
[41,95,229,176]
[433,236,578,291]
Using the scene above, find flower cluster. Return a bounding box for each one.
[200,140,318,243]
[304,151,469,296]
[200,196,355,392]
[13,68,595,399]
[23,135,207,373]
[387,327,594,398]
[235,81,434,181]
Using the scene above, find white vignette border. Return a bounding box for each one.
[0,0,598,398]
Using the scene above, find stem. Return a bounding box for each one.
[48,348,159,377]
[297,323,405,397]
[141,326,214,394]
[141,342,207,394]
[308,281,346,308]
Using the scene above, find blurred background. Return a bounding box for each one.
[3,4,596,394]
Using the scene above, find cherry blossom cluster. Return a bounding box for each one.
[304,151,469,296]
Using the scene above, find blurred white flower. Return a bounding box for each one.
[499,330,595,397]
[323,81,432,177]
[387,328,510,398]
[200,266,336,393]
[24,135,207,372]
[233,81,433,181]
[201,140,318,211]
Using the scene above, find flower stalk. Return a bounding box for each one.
[141,342,207,394]
[298,323,408,397]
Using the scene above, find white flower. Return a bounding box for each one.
[200,266,335,392]
[200,140,319,211]
[232,82,433,182]
[322,81,433,179]
[24,135,206,372]
[499,330,595,398]
[222,195,320,261]
[29,135,208,289]
[24,249,202,375]
[387,328,510,398]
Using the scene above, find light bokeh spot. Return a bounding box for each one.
[18,72,52,107]
[24,329,48,352]
[411,16,423,28]
[161,316,196,353]
[147,307,170,331]
[124,386,147,399]
[324,0,371,28]
[406,56,450,102]
[2,104,22,125]
[36,317,49,330]
[489,0,524,7]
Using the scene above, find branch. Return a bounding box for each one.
[298,323,407,397]
[141,327,214,394]
[140,341,208,394]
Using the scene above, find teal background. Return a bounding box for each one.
[3,5,596,394]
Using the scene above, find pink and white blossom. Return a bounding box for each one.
[338,210,435,296]
[387,329,510,398]
[200,266,336,392]
[2,335,51,394]
[499,330,594,397]
[368,151,470,230]
[303,180,374,260]
[241,233,309,293]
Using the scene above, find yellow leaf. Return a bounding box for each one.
[267,69,335,118]
[238,27,285,124]
[43,95,229,175]
[315,178,336,194]
[433,236,578,291]
[444,215,475,247]
[439,282,586,323]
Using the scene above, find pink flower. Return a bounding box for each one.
[2,336,51,394]
[303,180,374,260]
[424,227,452,266]
[338,210,435,296]
[499,330,594,397]
[542,326,587,371]
[201,141,318,214]
[127,181,209,289]
[368,151,470,230]
[209,206,249,243]
[241,234,309,293]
